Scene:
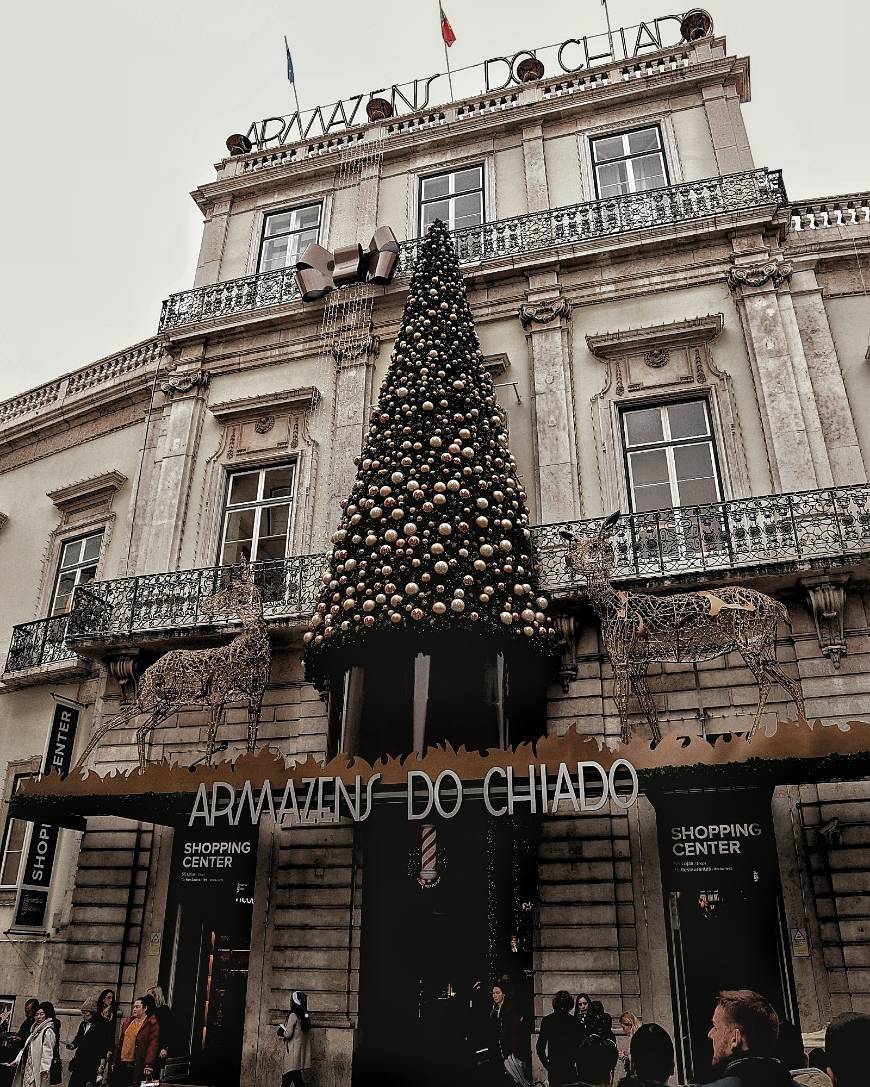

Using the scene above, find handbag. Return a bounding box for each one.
[49,1052,63,1085]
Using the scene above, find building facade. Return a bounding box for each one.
[1,11,869,1085]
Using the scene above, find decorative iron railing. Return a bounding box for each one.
[8,485,868,676]
[534,484,870,592]
[3,615,78,674]
[64,553,326,644]
[159,168,786,331]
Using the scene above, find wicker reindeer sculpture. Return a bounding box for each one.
[73,562,271,772]
[560,512,806,743]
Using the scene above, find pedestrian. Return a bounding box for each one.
[111,995,160,1087]
[5,1001,59,1087]
[617,1023,677,1086]
[617,1012,641,1073]
[536,991,582,1087]
[145,986,174,1070]
[824,1012,869,1087]
[575,1035,620,1087]
[575,994,592,1038]
[706,989,794,1085]
[66,999,112,1087]
[489,983,531,1087]
[587,1002,616,1043]
[277,991,311,1087]
[14,1005,38,1044]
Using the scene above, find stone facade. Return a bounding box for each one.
[0,19,869,1086]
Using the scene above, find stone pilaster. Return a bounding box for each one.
[521,123,550,213]
[325,338,379,535]
[136,354,211,572]
[791,266,867,485]
[193,195,231,287]
[701,83,754,174]
[519,278,582,523]
[727,259,821,493]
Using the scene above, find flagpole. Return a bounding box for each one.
[438,5,455,99]
[285,35,302,117]
[602,0,613,42]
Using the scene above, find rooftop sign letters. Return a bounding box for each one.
[244,14,695,150]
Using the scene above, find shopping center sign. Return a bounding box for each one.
[243,14,694,150]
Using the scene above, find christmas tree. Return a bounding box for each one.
[303,219,557,685]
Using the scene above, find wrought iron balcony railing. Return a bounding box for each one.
[3,615,78,675]
[534,484,870,592]
[159,168,786,331]
[64,553,325,645]
[7,484,867,677]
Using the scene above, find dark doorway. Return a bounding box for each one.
[161,827,258,1087]
[353,806,536,1087]
[654,787,798,1084]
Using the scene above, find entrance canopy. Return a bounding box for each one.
[11,719,870,830]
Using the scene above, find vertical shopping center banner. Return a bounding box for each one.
[12,697,80,931]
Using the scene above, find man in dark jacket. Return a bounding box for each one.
[706,990,797,1086]
[536,990,582,1087]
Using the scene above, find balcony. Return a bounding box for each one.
[1,615,89,689]
[159,168,786,332]
[5,485,867,681]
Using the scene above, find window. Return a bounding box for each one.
[419,165,484,235]
[50,531,102,615]
[0,775,34,888]
[257,204,322,273]
[592,126,668,199]
[623,400,720,513]
[219,464,295,565]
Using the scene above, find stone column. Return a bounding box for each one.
[325,341,379,534]
[727,260,821,493]
[193,195,232,287]
[521,123,550,213]
[136,352,211,572]
[519,276,582,523]
[791,266,867,485]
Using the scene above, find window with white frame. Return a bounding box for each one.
[591,126,668,199]
[219,464,295,565]
[0,774,34,888]
[622,400,721,513]
[419,165,484,235]
[50,531,103,615]
[257,204,322,273]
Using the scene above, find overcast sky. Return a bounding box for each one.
[0,0,867,402]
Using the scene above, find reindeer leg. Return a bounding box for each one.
[612,662,632,744]
[247,691,264,754]
[72,705,139,773]
[760,657,806,724]
[743,653,771,741]
[206,703,226,765]
[135,709,172,772]
[630,667,661,745]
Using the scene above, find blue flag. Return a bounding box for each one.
[284,37,294,83]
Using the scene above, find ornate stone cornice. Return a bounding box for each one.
[585,313,724,360]
[160,370,211,397]
[331,336,381,366]
[46,470,127,514]
[518,299,570,329]
[208,386,320,425]
[726,260,793,291]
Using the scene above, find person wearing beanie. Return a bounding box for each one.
[67,998,112,1087]
[277,991,312,1087]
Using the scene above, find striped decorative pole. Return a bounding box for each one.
[418,823,439,888]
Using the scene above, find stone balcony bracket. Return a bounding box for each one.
[552,611,580,693]
[801,574,849,669]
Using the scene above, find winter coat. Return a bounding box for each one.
[489,1002,531,1063]
[68,1017,113,1081]
[10,1020,56,1087]
[708,1055,799,1087]
[536,1010,582,1086]
[112,1015,160,1085]
[280,1012,311,1074]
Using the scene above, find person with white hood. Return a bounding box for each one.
[277,991,312,1087]
[5,1001,58,1087]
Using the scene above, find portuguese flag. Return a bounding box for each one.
[440,5,456,47]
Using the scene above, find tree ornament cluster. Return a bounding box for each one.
[304,219,557,682]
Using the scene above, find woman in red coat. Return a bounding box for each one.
[111,995,160,1087]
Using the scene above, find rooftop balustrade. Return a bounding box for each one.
[159,168,786,332]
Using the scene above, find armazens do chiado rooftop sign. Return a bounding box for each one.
[244,12,702,150]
